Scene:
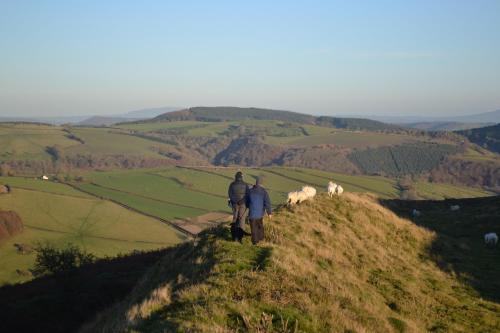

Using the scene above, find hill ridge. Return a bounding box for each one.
[81,193,500,332]
[138,106,402,131]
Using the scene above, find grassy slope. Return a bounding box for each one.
[83,193,500,333]
[266,130,419,148]
[67,128,173,157]
[0,179,186,284]
[0,123,77,161]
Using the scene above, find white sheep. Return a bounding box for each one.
[287,186,317,206]
[450,205,460,211]
[296,190,310,203]
[412,209,421,217]
[336,185,344,196]
[287,191,300,205]
[302,186,316,199]
[327,182,338,198]
[484,233,498,246]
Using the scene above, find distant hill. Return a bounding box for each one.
[0,115,89,125]
[76,116,137,126]
[403,121,493,131]
[449,109,500,123]
[122,106,182,119]
[457,123,500,153]
[151,106,400,131]
[153,106,317,123]
[357,109,500,125]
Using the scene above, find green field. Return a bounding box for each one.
[265,129,420,147]
[0,165,493,285]
[76,166,492,222]
[67,127,174,156]
[0,123,77,161]
[414,181,493,199]
[0,178,186,285]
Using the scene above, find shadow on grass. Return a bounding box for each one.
[0,248,168,333]
[0,223,271,333]
[132,224,273,332]
[380,195,500,303]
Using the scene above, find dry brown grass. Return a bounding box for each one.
[81,193,500,332]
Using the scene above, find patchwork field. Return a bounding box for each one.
[0,165,493,286]
[0,178,186,285]
[77,166,492,222]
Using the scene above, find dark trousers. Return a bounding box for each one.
[249,218,264,244]
[231,203,246,241]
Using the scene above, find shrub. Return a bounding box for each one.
[30,243,96,277]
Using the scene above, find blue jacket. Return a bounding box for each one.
[247,185,272,219]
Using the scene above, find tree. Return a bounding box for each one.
[30,243,96,277]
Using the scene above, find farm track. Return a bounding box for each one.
[63,182,196,238]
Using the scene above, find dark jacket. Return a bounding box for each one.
[247,185,272,219]
[228,179,249,205]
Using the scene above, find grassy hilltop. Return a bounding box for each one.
[78,193,500,333]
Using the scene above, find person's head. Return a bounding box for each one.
[235,171,243,181]
[255,176,263,187]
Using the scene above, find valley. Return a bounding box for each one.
[0,107,498,332]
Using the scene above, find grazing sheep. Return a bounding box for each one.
[287,191,300,205]
[450,205,460,211]
[302,186,316,199]
[41,175,49,180]
[296,190,310,203]
[484,232,498,246]
[336,185,344,196]
[287,186,317,205]
[412,209,421,217]
[327,182,338,198]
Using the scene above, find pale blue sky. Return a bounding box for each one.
[1,1,499,117]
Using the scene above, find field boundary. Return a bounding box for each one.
[147,172,227,199]
[8,185,95,200]
[63,182,196,238]
[87,182,213,212]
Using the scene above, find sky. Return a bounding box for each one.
[1,1,500,117]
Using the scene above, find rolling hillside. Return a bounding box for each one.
[0,177,186,284]
[457,123,500,153]
[1,107,499,190]
[149,106,401,131]
[76,193,500,333]
[0,165,490,285]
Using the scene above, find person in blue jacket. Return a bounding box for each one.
[246,177,272,245]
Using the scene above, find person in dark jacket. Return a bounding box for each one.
[228,171,249,242]
[247,177,272,245]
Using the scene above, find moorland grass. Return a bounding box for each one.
[82,193,500,332]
